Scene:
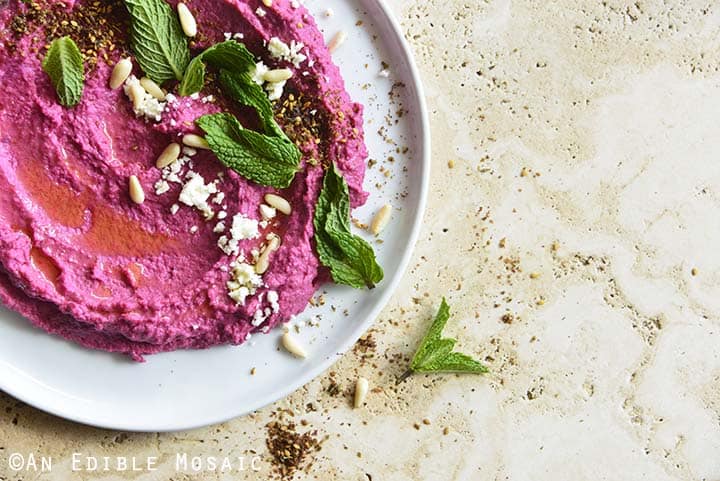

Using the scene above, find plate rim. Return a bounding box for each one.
[0,0,430,432]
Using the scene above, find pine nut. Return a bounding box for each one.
[328,31,347,53]
[263,68,293,83]
[156,143,181,169]
[264,193,291,215]
[281,332,307,358]
[370,204,392,235]
[128,175,145,204]
[177,3,197,37]
[182,134,210,150]
[139,77,166,100]
[262,0,272,6]
[129,84,145,111]
[354,377,369,408]
[109,58,132,90]
[255,235,281,274]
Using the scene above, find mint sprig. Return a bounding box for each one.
[314,165,384,289]
[42,37,84,107]
[196,113,300,188]
[125,0,190,83]
[178,40,255,96]
[399,298,488,382]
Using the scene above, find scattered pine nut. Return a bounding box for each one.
[262,0,272,6]
[109,58,132,90]
[128,84,145,111]
[370,204,392,235]
[156,143,181,169]
[128,175,145,204]
[139,77,166,100]
[263,68,293,83]
[328,31,347,53]
[529,272,540,279]
[691,267,698,276]
[354,377,369,408]
[182,134,210,150]
[281,332,307,358]
[177,3,198,37]
[265,193,291,215]
[255,235,281,274]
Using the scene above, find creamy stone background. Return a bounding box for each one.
[2,0,720,479]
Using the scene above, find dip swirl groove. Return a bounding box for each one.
[0,0,372,360]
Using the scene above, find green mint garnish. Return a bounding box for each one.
[399,298,488,382]
[178,40,255,96]
[313,164,384,289]
[42,37,85,107]
[191,45,302,188]
[125,0,190,83]
[196,112,301,188]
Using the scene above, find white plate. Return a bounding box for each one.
[0,0,429,432]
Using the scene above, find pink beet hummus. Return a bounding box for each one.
[0,0,368,360]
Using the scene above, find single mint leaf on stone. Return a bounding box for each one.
[125,0,190,83]
[178,40,255,96]
[42,36,85,107]
[313,164,384,289]
[196,113,300,188]
[399,298,488,382]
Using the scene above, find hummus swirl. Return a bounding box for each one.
[0,0,368,360]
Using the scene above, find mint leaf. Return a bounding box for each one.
[125,0,190,83]
[402,298,488,380]
[42,37,84,107]
[314,165,384,289]
[196,113,300,188]
[218,69,283,137]
[178,40,255,96]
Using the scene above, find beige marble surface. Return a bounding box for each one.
[3,0,720,479]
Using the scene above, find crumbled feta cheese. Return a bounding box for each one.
[291,0,300,8]
[123,75,166,122]
[266,80,286,101]
[224,32,232,40]
[213,192,226,205]
[154,179,170,195]
[230,214,260,241]
[256,6,266,16]
[190,225,198,233]
[217,210,228,220]
[179,173,217,219]
[252,61,270,85]
[259,204,277,220]
[182,146,197,157]
[170,204,180,215]
[268,37,306,67]
[227,262,262,305]
[217,214,259,256]
[267,290,280,313]
[214,221,226,233]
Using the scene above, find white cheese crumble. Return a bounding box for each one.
[227,262,263,305]
[178,173,217,219]
[123,75,166,122]
[251,61,288,101]
[154,179,170,195]
[259,204,277,220]
[217,214,259,256]
[170,204,180,215]
[267,37,307,67]
[256,6,266,16]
